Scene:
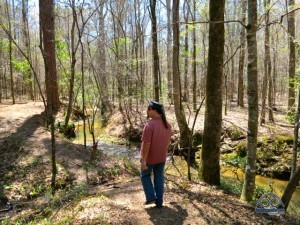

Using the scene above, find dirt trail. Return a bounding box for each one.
[0,102,297,224]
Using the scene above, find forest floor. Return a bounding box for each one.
[0,101,299,224]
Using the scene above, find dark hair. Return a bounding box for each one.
[148,101,169,129]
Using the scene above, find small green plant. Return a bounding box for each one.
[123,158,139,176]
[223,153,246,169]
[236,141,247,157]
[109,165,121,176]
[251,185,272,206]
[220,178,242,195]
[55,120,76,138]
[227,125,243,140]
[28,183,44,198]
[285,110,295,124]
[0,218,9,225]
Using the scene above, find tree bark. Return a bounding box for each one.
[260,0,271,125]
[238,0,246,107]
[198,0,225,186]
[97,1,110,115]
[39,0,59,194]
[240,0,259,203]
[268,30,274,122]
[192,0,197,111]
[5,0,15,104]
[22,0,34,101]
[64,0,78,129]
[172,0,190,148]
[150,0,160,102]
[40,0,60,111]
[291,87,300,176]
[183,0,189,102]
[166,0,173,103]
[282,166,300,210]
[287,0,295,111]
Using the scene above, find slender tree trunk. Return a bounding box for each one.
[240,0,259,203]
[268,72,274,122]
[76,8,87,148]
[224,66,228,115]
[110,1,125,111]
[291,88,300,176]
[22,0,34,100]
[282,166,300,210]
[166,0,172,103]
[272,33,278,109]
[192,0,197,111]
[97,1,110,115]
[40,0,60,111]
[199,0,225,186]
[172,0,190,149]
[150,0,160,102]
[287,0,295,111]
[260,0,271,125]
[4,66,8,100]
[238,0,246,107]
[268,32,274,122]
[65,0,77,129]
[134,0,140,107]
[0,61,3,102]
[39,0,59,194]
[0,72,2,103]
[140,18,145,103]
[5,0,15,104]
[183,0,189,102]
[166,0,173,103]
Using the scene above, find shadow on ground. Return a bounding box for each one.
[146,202,188,225]
[0,114,43,207]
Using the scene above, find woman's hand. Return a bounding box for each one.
[141,160,148,170]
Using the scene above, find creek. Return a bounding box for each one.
[72,121,300,215]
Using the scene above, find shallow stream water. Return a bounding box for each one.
[72,122,300,215]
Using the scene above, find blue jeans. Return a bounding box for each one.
[141,162,165,206]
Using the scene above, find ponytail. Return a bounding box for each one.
[161,113,169,129]
[157,108,169,129]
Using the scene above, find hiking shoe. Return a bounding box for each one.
[155,204,163,208]
[144,199,157,205]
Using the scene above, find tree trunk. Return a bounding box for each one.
[237,0,246,107]
[22,0,34,101]
[97,1,110,115]
[39,0,59,194]
[166,0,173,103]
[260,0,271,125]
[40,0,60,111]
[282,166,300,210]
[134,0,140,108]
[267,40,274,122]
[172,0,190,148]
[272,33,278,110]
[183,0,189,102]
[110,1,125,111]
[240,0,259,203]
[287,0,295,111]
[192,0,197,111]
[150,0,160,102]
[65,0,77,129]
[198,0,225,186]
[291,88,300,176]
[5,0,15,104]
